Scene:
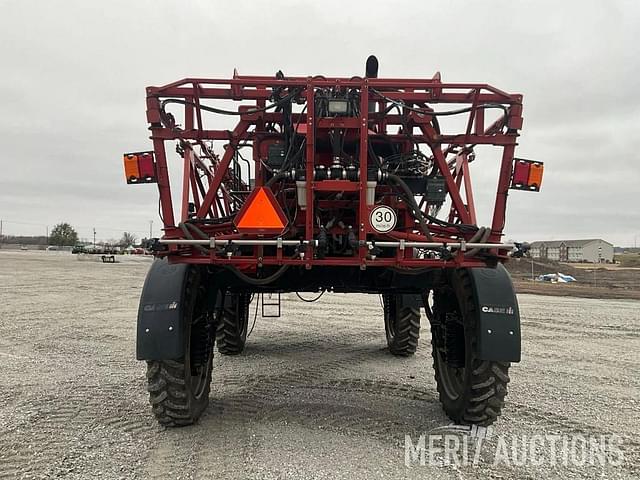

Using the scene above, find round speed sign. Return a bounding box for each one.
[369,205,397,233]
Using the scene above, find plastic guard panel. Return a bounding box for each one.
[136,259,189,360]
[467,264,521,362]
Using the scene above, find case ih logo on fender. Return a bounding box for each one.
[481,305,515,315]
[143,302,179,312]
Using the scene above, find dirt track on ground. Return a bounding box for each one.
[0,251,638,479]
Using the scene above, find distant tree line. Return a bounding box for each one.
[0,223,143,248]
[0,235,49,246]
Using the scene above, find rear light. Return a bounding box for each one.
[123,151,157,184]
[137,152,157,181]
[511,160,530,186]
[527,162,544,190]
[510,158,543,192]
[327,98,349,115]
[124,154,140,183]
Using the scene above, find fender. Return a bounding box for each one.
[466,264,521,362]
[136,259,190,360]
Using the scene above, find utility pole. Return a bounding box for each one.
[149,220,153,239]
[93,228,96,247]
[46,225,49,245]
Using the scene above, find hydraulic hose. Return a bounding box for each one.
[161,88,301,118]
[179,222,209,255]
[184,221,209,241]
[386,174,434,241]
[465,226,492,257]
[265,171,288,188]
[180,219,290,285]
[295,290,325,302]
[222,264,290,286]
[178,169,293,284]
[458,225,484,252]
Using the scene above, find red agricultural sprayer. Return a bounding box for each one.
[125,56,542,427]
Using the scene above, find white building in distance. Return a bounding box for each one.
[529,239,614,263]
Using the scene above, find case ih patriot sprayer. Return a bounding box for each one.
[124,57,542,427]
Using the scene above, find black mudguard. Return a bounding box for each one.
[466,264,521,362]
[136,259,189,360]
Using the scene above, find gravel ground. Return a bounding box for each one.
[0,251,638,479]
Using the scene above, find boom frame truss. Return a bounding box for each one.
[142,72,524,270]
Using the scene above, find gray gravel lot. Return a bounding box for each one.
[0,251,638,479]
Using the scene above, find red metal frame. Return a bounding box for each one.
[139,71,525,270]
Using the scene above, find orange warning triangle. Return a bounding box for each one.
[235,187,287,233]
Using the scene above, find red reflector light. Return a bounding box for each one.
[510,158,543,192]
[234,187,288,234]
[123,151,157,184]
[512,160,530,186]
[137,152,156,181]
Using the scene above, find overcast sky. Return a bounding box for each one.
[0,0,638,245]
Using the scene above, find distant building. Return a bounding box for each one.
[529,239,614,263]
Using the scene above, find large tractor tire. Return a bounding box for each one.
[216,292,251,355]
[427,269,510,426]
[383,294,421,356]
[146,267,214,427]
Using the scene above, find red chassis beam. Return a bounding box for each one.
[141,73,524,269]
